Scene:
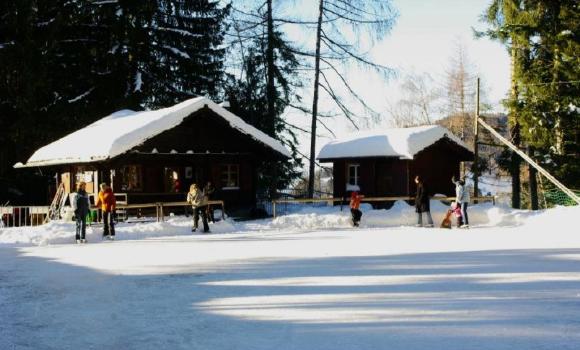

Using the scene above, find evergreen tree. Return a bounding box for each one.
[0,0,231,204]
[226,3,303,198]
[481,0,580,190]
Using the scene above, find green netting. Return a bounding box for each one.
[538,174,580,208]
[541,189,580,207]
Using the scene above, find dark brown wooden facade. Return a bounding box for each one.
[322,138,474,200]
[53,107,287,209]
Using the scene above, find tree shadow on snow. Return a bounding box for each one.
[2,247,580,350]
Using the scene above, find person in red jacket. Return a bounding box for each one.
[350,191,364,227]
[96,183,116,240]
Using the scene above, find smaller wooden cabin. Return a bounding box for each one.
[14,97,290,210]
[317,125,474,200]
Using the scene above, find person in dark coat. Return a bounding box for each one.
[414,175,434,227]
[204,181,216,223]
[71,182,91,243]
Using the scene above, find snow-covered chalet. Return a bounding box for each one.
[15,97,290,210]
[317,125,474,200]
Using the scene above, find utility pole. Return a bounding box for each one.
[473,77,480,204]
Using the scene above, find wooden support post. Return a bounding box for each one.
[272,201,277,218]
[528,146,538,210]
[477,118,580,205]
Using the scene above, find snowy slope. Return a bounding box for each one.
[317,125,470,160]
[16,97,290,167]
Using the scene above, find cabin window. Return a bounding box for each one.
[347,163,360,186]
[221,164,239,189]
[120,165,143,191]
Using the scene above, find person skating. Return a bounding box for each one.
[350,191,364,227]
[204,181,216,223]
[187,183,209,233]
[96,183,116,240]
[450,201,463,228]
[452,176,470,228]
[71,181,91,243]
[414,175,434,227]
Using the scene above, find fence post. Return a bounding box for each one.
[273,201,277,218]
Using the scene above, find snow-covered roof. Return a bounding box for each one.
[317,125,471,161]
[16,97,291,168]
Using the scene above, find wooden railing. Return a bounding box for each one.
[91,200,225,223]
[271,196,496,218]
[1,206,50,228]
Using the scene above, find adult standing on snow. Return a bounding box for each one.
[204,181,216,223]
[187,183,209,233]
[350,191,364,227]
[414,175,434,227]
[452,176,470,228]
[96,183,116,240]
[71,182,90,243]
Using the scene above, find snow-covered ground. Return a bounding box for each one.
[1,202,579,350]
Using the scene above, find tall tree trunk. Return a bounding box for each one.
[308,0,324,198]
[266,0,276,137]
[266,0,277,198]
[510,46,521,209]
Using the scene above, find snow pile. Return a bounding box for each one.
[317,125,470,160]
[2,202,577,246]
[0,216,240,246]
[17,97,290,167]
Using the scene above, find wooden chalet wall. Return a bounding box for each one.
[328,138,472,200]
[409,140,466,197]
[57,107,286,209]
[332,158,409,199]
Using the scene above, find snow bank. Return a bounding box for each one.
[2,202,578,247]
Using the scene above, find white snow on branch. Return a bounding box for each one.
[0,41,14,49]
[68,88,95,103]
[134,71,142,92]
[157,27,203,38]
[162,45,190,59]
[36,18,56,27]
[91,0,118,5]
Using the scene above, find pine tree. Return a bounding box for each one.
[0,0,231,197]
[481,0,580,192]
[226,4,303,198]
